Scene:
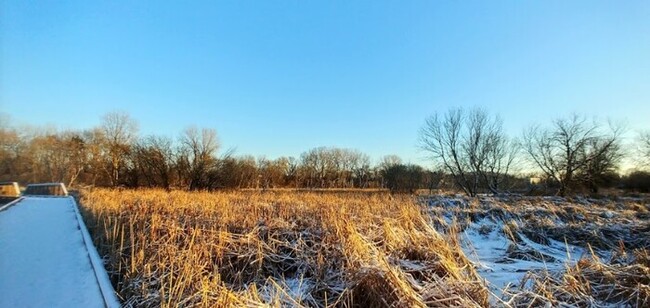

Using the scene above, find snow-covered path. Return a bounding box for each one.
[0,197,119,308]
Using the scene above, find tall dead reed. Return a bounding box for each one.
[80,189,489,307]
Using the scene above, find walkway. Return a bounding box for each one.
[0,197,119,308]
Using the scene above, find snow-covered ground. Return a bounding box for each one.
[425,194,649,304]
[0,197,118,308]
[460,217,585,295]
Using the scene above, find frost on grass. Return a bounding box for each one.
[427,194,650,307]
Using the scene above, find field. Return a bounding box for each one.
[80,189,650,307]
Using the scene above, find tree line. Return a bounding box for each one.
[1,110,650,195]
[0,112,438,192]
[419,108,650,196]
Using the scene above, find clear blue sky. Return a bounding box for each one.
[2,1,649,164]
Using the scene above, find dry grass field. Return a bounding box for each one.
[80,189,650,307]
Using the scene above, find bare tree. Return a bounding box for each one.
[300,147,331,188]
[379,155,403,170]
[237,156,258,188]
[378,155,403,189]
[100,112,139,186]
[350,151,371,188]
[468,111,518,194]
[20,130,88,186]
[131,135,175,189]
[61,132,88,187]
[578,137,624,193]
[179,127,219,190]
[82,128,109,186]
[257,157,291,189]
[419,108,514,196]
[522,114,623,196]
[419,109,471,195]
[638,131,650,168]
[297,147,373,188]
[281,156,299,188]
[0,125,26,182]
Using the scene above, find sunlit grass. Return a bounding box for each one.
[80,189,650,307]
[80,189,488,307]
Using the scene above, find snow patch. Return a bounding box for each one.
[460,217,585,296]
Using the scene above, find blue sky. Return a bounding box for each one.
[2,1,649,164]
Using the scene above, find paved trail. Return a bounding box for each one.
[0,197,119,308]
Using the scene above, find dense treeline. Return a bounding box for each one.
[1,110,650,195]
[0,112,441,192]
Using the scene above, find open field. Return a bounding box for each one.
[80,189,650,307]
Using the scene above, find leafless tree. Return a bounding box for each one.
[2,113,419,190]
[61,132,88,187]
[350,151,371,188]
[279,156,299,187]
[297,147,372,188]
[637,131,650,168]
[467,110,518,194]
[419,108,514,196]
[419,109,471,195]
[100,112,139,186]
[522,114,623,196]
[381,163,426,193]
[379,155,403,170]
[82,128,109,186]
[238,156,258,188]
[300,147,330,188]
[179,127,219,190]
[378,155,403,189]
[578,136,624,192]
[131,135,175,189]
[21,131,88,186]
[257,157,291,189]
[0,125,25,182]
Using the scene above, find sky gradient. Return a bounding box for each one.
[2,1,649,164]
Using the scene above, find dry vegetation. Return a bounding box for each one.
[80,189,489,307]
[80,189,650,307]
[506,251,650,307]
[427,194,650,307]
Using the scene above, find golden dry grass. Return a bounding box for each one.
[80,189,489,307]
[504,248,650,307]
